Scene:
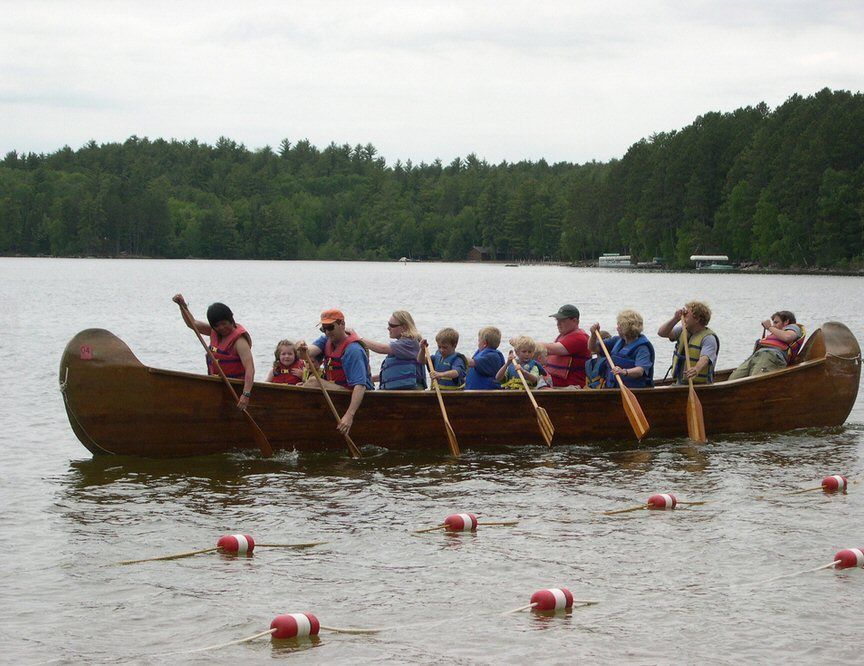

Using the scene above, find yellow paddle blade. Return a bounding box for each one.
[686,386,707,443]
[620,386,650,441]
[536,407,554,447]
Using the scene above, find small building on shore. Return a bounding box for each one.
[467,246,495,262]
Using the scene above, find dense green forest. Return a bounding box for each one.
[2,88,864,268]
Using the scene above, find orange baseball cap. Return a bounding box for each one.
[319,309,345,325]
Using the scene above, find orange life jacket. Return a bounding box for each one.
[324,332,363,387]
[756,324,806,364]
[206,325,250,379]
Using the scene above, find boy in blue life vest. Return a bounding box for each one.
[495,336,545,389]
[465,326,505,390]
[419,327,468,389]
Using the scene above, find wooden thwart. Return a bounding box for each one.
[680,318,708,444]
[176,300,273,457]
[424,348,461,456]
[510,357,554,447]
[302,349,362,459]
[595,332,649,441]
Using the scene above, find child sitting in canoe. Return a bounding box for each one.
[496,336,545,389]
[419,327,468,389]
[533,346,553,388]
[465,326,505,390]
[265,339,305,384]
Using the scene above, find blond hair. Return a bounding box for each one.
[616,309,644,339]
[391,310,422,341]
[478,326,501,349]
[510,335,537,354]
[435,327,459,347]
[686,301,712,326]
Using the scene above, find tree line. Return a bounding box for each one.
[2,88,863,268]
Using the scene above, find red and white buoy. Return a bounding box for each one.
[530,587,574,611]
[822,475,848,493]
[270,613,320,639]
[444,513,478,532]
[647,493,677,510]
[217,534,255,554]
[834,548,864,569]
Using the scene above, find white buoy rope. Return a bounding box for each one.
[116,534,326,565]
[413,513,518,533]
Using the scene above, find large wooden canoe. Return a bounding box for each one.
[59,323,861,458]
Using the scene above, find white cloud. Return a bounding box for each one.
[1,1,863,164]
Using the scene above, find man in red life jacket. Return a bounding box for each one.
[728,310,805,380]
[539,304,591,387]
[173,294,255,410]
[297,309,373,436]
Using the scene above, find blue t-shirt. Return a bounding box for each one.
[466,347,505,390]
[313,335,374,390]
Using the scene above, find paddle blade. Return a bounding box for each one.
[243,410,274,457]
[445,421,461,457]
[536,407,554,447]
[620,386,650,441]
[686,386,707,443]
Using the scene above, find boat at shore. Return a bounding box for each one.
[59,323,861,458]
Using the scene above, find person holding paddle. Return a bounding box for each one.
[588,310,655,388]
[297,309,373,436]
[540,304,591,387]
[172,294,255,410]
[658,301,719,384]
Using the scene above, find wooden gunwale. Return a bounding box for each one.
[59,323,861,458]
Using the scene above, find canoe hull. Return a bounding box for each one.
[59,323,861,458]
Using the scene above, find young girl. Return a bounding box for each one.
[266,339,305,384]
[496,336,544,390]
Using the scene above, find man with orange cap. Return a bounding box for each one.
[297,309,373,435]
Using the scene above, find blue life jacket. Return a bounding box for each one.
[605,335,655,388]
[585,356,607,389]
[379,354,426,390]
[466,348,505,390]
[432,351,467,389]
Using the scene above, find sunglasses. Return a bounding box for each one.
[387,322,402,329]
[320,323,336,332]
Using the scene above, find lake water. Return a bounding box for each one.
[3,257,863,664]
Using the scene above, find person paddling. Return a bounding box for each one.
[172,294,255,410]
[297,309,373,435]
[587,310,655,388]
[539,304,591,387]
[658,301,719,384]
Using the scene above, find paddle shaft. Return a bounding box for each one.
[424,349,461,456]
[302,349,362,459]
[680,317,707,443]
[511,357,554,447]
[176,301,273,457]
[595,332,650,441]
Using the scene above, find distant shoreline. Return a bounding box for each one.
[3,253,863,276]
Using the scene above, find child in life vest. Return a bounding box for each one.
[419,327,468,389]
[265,339,305,384]
[496,336,545,389]
[533,346,553,389]
[465,326,505,389]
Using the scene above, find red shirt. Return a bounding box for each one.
[547,328,590,387]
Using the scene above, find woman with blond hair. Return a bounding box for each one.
[588,309,655,388]
[361,310,427,390]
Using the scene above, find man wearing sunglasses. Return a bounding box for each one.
[297,309,373,435]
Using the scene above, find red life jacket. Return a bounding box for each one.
[545,329,590,387]
[271,358,304,384]
[206,325,250,379]
[757,324,807,364]
[324,332,362,387]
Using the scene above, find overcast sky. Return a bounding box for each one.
[2,1,863,165]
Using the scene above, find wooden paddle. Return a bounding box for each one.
[679,318,707,443]
[423,348,461,456]
[301,348,362,459]
[510,356,554,447]
[175,300,273,457]
[595,332,649,441]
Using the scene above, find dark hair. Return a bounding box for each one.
[206,302,235,328]
[772,310,796,324]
